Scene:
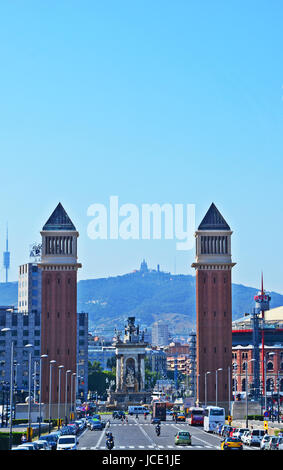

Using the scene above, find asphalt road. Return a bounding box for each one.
[77,415,258,451]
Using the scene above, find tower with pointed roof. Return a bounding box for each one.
[192,203,235,408]
[39,203,81,406]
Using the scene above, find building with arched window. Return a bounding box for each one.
[232,306,283,399]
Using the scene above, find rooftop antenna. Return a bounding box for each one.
[3,223,10,283]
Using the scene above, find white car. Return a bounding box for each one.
[277,437,283,450]
[260,434,272,450]
[241,431,250,444]
[14,442,37,450]
[57,434,78,450]
[233,428,249,439]
[246,429,265,447]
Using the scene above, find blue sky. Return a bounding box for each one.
[0,1,283,293]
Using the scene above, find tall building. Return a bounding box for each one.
[152,320,169,347]
[39,203,81,404]
[192,203,235,406]
[18,263,42,315]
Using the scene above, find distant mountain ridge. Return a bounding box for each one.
[1,270,283,335]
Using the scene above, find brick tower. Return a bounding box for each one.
[39,203,81,405]
[192,203,235,407]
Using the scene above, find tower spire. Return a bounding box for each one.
[3,223,10,283]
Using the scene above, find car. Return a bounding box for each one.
[220,424,231,436]
[246,429,266,447]
[12,445,33,451]
[92,414,101,421]
[229,427,238,437]
[17,442,37,450]
[38,434,58,450]
[222,426,233,437]
[265,436,280,450]
[176,413,186,422]
[241,430,250,444]
[60,425,73,435]
[220,437,243,450]
[175,431,191,446]
[57,434,78,450]
[260,434,272,450]
[277,436,283,450]
[233,428,249,440]
[33,439,52,450]
[75,420,85,431]
[68,423,79,434]
[151,417,161,425]
[90,420,104,431]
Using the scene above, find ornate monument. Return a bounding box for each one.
[108,317,151,407]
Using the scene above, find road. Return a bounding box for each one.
[77,415,258,451]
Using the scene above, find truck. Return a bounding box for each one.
[152,401,166,421]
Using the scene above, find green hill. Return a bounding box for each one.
[1,271,283,335]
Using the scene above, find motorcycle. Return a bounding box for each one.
[106,438,114,450]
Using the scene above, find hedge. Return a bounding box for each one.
[0,431,23,450]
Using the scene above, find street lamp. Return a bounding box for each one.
[228,366,231,418]
[57,365,64,428]
[71,373,76,421]
[25,344,33,442]
[245,358,255,428]
[264,352,274,414]
[65,370,71,425]
[205,371,211,407]
[38,354,48,438]
[48,360,56,432]
[1,328,14,450]
[216,368,223,407]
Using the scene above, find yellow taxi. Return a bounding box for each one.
[176,412,186,422]
[220,437,243,450]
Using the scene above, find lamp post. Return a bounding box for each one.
[215,368,223,407]
[205,371,211,407]
[25,344,33,442]
[57,365,64,429]
[65,370,71,425]
[48,360,56,433]
[245,358,255,428]
[228,366,231,418]
[1,328,14,450]
[263,351,274,414]
[196,373,200,406]
[38,354,48,438]
[70,372,76,421]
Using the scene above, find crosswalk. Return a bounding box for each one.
[79,444,215,450]
[110,422,188,426]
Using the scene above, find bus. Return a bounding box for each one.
[152,401,167,421]
[203,406,225,432]
[187,407,204,426]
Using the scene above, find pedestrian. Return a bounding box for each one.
[21,433,27,443]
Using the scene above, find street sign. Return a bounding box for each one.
[264,421,268,431]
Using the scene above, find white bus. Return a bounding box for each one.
[203,406,225,432]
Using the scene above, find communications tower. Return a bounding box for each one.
[3,224,10,283]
